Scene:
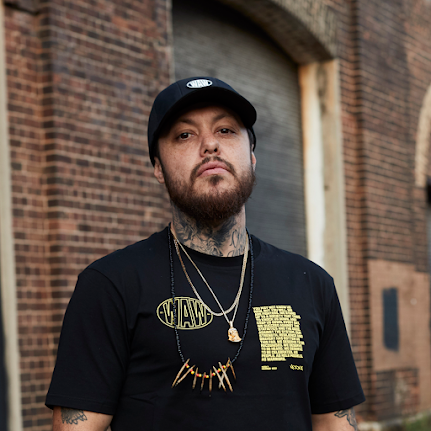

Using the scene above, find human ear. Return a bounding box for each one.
[251,152,256,171]
[153,157,165,184]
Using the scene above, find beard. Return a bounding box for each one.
[162,156,256,224]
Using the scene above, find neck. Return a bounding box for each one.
[171,205,247,257]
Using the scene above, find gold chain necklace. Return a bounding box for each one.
[171,229,248,343]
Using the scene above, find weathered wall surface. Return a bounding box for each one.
[4,0,431,428]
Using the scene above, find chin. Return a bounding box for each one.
[198,174,229,188]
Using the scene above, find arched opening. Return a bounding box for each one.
[172,0,307,255]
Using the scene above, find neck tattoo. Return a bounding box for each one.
[172,206,247,257]
[167,225,255,393]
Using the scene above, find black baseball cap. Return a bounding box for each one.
[147,77,257,165]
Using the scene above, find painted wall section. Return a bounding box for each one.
[368,260,431,413]
[300,63,326,268]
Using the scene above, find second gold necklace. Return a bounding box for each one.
[171,229,249,343]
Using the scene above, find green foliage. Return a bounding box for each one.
[403,416,431,431]
[382,416,431,431]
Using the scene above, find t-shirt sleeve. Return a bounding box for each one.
[308,280,365,414]
[45,268,131,415]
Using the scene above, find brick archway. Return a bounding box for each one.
[211,0,347,312]
[415,83,431,188]
[218,0,336,64]
[205,0,349,328]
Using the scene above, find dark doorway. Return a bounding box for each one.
[173,0,307,255]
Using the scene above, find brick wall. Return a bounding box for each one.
[356,0,414,265]
[5,6,49,428]
[408,0,431,275]
[323,0,373,419]
[374,368,419,421]
[4,0,172,428]
[324,0,431,422]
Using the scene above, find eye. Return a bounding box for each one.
[219,128,234,134]
[178,132,192,140]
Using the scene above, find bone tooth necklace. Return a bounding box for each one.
[167,225,255,391]
[171,229,248,342]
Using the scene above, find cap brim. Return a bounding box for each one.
[153,86,256,144]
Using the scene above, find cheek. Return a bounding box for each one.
[235,150,254,170]
[161,146,193,169]
[162,158,194,186]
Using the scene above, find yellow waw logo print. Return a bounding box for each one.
[157,297,213,330]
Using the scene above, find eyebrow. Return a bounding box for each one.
[175,113,235,126]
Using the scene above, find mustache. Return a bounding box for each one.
[190,156,236,182]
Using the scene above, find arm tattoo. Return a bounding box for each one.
[334,409,358,430]
[60,408,88,425]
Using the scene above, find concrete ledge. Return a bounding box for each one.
[3,0,39,15]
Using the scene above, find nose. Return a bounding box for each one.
[200,132,219,156]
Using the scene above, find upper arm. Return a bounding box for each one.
[312,409,358,431]
[53,407,113,431]
[308,279,365,413]
[46,269,129,416]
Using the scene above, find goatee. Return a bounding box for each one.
[162,156,256,224]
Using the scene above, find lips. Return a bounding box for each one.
[196,161,230,178]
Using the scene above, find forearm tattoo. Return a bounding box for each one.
[335,409,358,429]
[60,408,88,425]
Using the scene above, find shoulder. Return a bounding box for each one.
[251,235,336,309]
[83,227,169,284]
[252,235,333,282]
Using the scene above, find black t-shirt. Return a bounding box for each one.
[46,227,364,430]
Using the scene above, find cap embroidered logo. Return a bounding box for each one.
[186,79,213,89]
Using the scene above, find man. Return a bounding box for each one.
[46,77,365,430]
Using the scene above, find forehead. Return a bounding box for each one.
[163,103,244,134]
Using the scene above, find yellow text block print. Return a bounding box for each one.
[253,305,305,362]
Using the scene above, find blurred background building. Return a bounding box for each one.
[1,0,431,429]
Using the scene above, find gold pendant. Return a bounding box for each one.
[228,326,241,342]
